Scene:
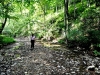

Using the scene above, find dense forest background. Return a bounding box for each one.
[0,0,100,56]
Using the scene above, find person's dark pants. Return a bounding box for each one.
[31,40,35,49]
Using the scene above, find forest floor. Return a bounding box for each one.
[0,37,100,75]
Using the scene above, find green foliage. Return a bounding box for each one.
[68,28,89,48]
[97,44,100,47]
[70,0,81,4]
[36,32,43,39]
[58,39,65,44]
[69,2,86,19]
[76,3,86,15]
[0,35,15,45]
[67,0,100,50]
[87,30,100,43]
[93,50,100,56]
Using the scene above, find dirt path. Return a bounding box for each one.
[0,38,100,75]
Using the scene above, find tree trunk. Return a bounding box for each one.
[64,0,69,44]
[0,3,9,34]
[95,0,100,7]
[64,0,68,34]
[38,1,46,23]
[87,0,90,7]
[74,0,76,18]
[43,5,46,23]
[81,0,83,5]
[56,6,58,13]
[0,17,8,34]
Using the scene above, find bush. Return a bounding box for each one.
[0,35,15,45]
[87,30,100,44]
[58,39,65,44]
[67,28,91,49]
[93,50,100,56]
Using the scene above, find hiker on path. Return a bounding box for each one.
[30,34,35,50]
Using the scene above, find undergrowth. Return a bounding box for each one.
[0,35,15,47]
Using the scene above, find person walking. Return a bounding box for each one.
[30,34,35,50]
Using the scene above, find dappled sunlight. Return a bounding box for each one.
[31,59,49,65]
[22,9,29,14]
[1,36,100,75]
[50,44,61,47]
[1,0,100,75]
[42,42,61,48]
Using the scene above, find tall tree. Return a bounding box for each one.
[87,0,90,7]
[0,1,10,34]
[95,0,100,7]
[74,0,76,18]
[64,0,69,44]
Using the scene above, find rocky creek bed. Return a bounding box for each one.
[0,38,100,75]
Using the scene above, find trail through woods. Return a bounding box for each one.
[0,37,100,75]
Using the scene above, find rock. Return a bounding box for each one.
[71,71,75,74]
[6,69,11,75]
[1,51,6,56]
[25,72,28,75]
[1,72,6,75]
[0,55,3,61]
[11,62,17,66]
[87,67,95,71]
[39,73,43,75]
[52,60,56,63]
[1,37,100,75]
[57,65,60,68]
